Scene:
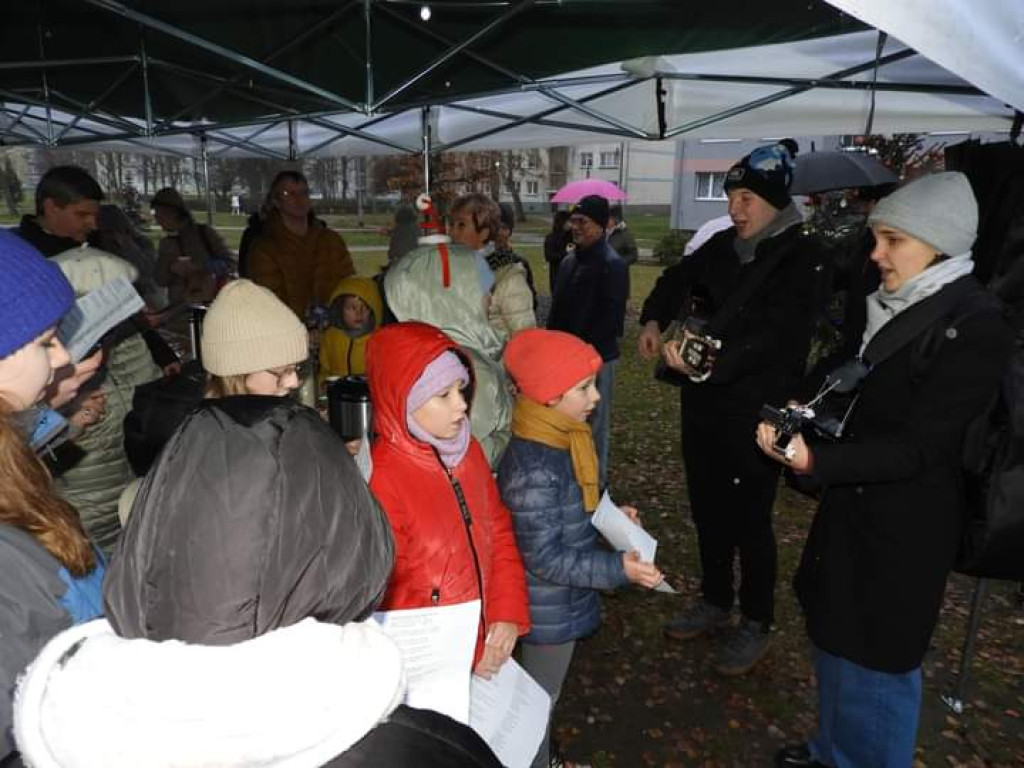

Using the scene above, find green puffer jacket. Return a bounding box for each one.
[52,249,162,554]
[384,242,513,467]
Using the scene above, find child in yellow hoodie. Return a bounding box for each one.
[319,275,383,382]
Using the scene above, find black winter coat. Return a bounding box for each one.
[547,237,628,362]
[640,224,829,420]
[797,277,1012,672]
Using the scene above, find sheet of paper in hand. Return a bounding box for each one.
[57,276,145,362]
[590,490,657,563]
[373,599,480,724]
[470,658,550,768]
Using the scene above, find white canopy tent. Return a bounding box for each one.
[2,0,1020,163]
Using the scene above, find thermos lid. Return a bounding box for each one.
[328,375,370,402]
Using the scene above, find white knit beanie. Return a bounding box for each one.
[868,172,978,256]
[201,280,309,376]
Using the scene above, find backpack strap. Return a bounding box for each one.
[705,227,804,339]
[860,276,979,370]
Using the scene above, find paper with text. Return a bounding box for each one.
[470,658,550,768]
[373,600,479,724]
[590,490,658,563]
[57,276,145,362]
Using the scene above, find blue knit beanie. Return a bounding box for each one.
[0,231,75,359]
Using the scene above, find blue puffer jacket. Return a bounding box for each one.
[498,437,628,645]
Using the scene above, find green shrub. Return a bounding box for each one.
[653,230,693,266]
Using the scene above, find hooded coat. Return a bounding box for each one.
[367,322,530,664]
[384,244,513,466]
[15,398,502,767]
[50,248,162,554]
[320,275,384,381]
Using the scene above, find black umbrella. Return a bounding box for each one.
[791,151,898,195]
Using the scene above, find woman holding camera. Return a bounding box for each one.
[638,141,828,676]
[757,173,1012,768]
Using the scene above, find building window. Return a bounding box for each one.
[694,171,728,201]
[526,180,539,195]
[579,152,594,168]
[599,150,620,169]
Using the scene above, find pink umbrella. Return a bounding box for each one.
[550,179,627,204]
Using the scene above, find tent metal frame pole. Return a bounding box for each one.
[421,106,432,191]
[200,132,214,225]
[444,101,638,138]
[48,88,142,134]
[3,105,121,144]
[537,86,651,139]
[656,71,984,97]
[662,48,918,139]
[36,21,53,145]
[287,119,298,161]
[0,104,47,143]
[148,59,418,153]
[148,59,339,114]
[205,130,289,161]
[864,31,888,135]
[436,78,640,152]
[82,0,365,113]
[155,2,360,129]
[0,55,137,71]
[140,33,154,136]
[364,0,374,107]
[298,112,413,157]
[372,0,536,112]
[54,64,139,141]
[374,0,648,136]
[377,3,635,100]
[211,120,281,158]
[0,87,142,138]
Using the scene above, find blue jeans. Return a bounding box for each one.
[810,647,922,768]
[588,358,616,490]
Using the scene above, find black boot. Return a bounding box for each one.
[775,743,829,767]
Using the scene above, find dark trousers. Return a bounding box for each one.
[681,405,780,625]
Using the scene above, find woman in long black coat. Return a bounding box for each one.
[758,172,1012,768]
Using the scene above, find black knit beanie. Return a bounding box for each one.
[723,140,799,210]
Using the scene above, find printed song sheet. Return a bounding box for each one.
[591,491,657,563]
[57,276,145,362]
[373,600,479,723]
[591,491,677,593]
[470,658,550,768]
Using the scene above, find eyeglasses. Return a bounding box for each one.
[263,362,308,385]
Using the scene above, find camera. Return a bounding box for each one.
[759,403,816,457]
[679,317,721,382]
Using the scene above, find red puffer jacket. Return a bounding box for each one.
[367,321,530,663]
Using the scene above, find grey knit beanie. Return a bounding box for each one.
[201,280,308,377]
[868,172,978,256]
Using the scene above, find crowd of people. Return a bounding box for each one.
[0,144,1010,768]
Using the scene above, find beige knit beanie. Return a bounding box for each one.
[201,280,309,376]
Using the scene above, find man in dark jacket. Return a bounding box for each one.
[13,165,102,256]
[547,194,628,490]
[638,141,827,676]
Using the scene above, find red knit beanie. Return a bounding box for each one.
[503,329,602,404]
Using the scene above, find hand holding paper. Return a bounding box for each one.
[591,491,677,593]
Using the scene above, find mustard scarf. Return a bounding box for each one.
[511,397,600,512]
